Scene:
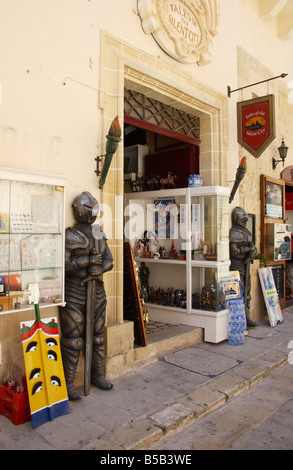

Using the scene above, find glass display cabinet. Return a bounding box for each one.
[0,168,66,314]
[124,186,231,343]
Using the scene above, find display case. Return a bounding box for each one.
[0,168,67,314]
[124,186,231,343]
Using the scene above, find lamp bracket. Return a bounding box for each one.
[95,155,105,176]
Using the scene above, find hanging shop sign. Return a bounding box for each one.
[237,94,276,158]
[137,0,219,65]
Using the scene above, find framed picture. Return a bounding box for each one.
[265,180,284,219]
[216,270,243,302]
[153,198,179,239]
[0,276,5,296]
[0,212,9,233]
[258,267,283,327]
[237,94,275,158]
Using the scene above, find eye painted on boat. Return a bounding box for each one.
[32,381,43,395]
[51,376,61,387]
[29,368,41,380]
[46,338,58,347]
[26,341,37,352]
[48,349,57,361]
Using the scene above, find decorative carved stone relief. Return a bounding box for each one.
[138,0,220,65]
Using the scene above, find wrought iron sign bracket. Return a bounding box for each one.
[228,73,288,98]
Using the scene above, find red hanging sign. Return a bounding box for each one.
[237,95,276,158]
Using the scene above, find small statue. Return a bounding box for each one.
[218,287,226,310]
[209,285,217,311]
[134,238,144,257]
[59,192,114,400]
[160,172,177,189]
[201,286,210,310]
[169,240,178,259]
[192,292,200,309]
[138,262,150,299]
[149,286,156,303]
[145,174,161,191]
[229,206,258,328]
[144,231,159,257]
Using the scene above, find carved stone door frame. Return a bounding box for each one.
[99,30,229,325]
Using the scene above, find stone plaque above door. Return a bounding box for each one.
[137,0,220,65]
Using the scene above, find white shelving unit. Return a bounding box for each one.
[0,167,67,314]
[125,186,231,343]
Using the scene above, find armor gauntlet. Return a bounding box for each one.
[65,250,90,274]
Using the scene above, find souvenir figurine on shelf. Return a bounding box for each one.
[138,262,150,300]
[144,231,159,258]
[168,287,175,306]
[156,288,163,304]
[201,286,210,310]
[218,287,226,310]
[142,245,152,258]
[205,243,217,261]
[134,239,144,258]
[130,176,145,192]
[145,174,161,191]
[162,290,169,306]
[175,289,183,308]
[179,250,186,261]
[209,285,217,311]
[149,286,156,303]
[160,172,177,189]
[159,246,168,259]
[169,240,178,259]
[192,292,200,309]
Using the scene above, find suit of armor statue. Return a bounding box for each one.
[59,192,114,400]
[229,207,258,328]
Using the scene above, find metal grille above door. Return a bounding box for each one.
[124,88,200,141]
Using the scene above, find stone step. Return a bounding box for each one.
[134,322,204,363]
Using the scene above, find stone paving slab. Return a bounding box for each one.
[149,403,195,434]
[1,309,293,450]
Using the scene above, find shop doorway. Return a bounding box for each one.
[123,88,202,346]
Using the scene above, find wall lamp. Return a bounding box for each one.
[272,138,289,170]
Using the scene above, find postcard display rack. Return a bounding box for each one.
[0,168,66,314]
[125,186,231,343]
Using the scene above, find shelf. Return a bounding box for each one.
[136,257,230,267]
[126,186,230,199]
[6,267,62,273]
[145,302,186,313]
[190,308,228,317]
[135,257,186,265]
[191,260,231,268]
[0,301,66,316]
[0,232,62,236]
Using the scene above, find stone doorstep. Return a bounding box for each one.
[134,325,204,363]
[79,354,289,450]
